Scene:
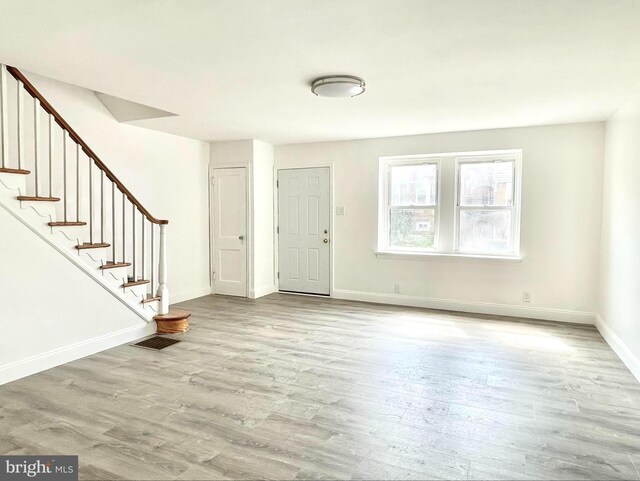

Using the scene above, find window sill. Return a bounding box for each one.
[374,250,523,262]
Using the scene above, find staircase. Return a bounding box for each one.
[0,64,189,331]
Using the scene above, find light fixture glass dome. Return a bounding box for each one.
[311,75,365,98]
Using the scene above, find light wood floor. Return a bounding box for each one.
[2,294,640,480]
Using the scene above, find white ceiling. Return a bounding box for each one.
[0,0,639,145]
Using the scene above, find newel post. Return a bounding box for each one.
[157,223,169,315]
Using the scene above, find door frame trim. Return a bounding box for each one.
[275,165,333,297]
[210,166,249,298]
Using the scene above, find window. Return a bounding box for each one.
[379,150,521,258]
[456,158,517,255]
[386,161,439,250]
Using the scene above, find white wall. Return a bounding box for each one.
[276,122,604,323]
[0,207,154,385]
[210,140,254,168]
[209,139,275,298]
[597,89,640,381]
[25,71,211,303]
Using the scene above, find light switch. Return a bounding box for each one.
[336,206,345,215]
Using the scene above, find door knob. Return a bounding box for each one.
[239,235,245,241]
[323,238,329,243]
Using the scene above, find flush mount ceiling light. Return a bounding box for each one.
[311,75,366,98]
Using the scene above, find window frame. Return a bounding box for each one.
[454,153,522,257]
[379,156,441,252]
[378,149,522,259]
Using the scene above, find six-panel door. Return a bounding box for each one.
[278,167,330,295]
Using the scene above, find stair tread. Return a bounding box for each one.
[17,196,61,202]
[76,243,110,250]
[141,296,161,304]
[101,262,131,270]
[123,279,150,288]
[0,167,30,175]
[48,221,87,226]
[154,309,191,322]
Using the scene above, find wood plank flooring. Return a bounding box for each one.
[1,293,640,480]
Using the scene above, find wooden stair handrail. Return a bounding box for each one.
[6,66,168,225]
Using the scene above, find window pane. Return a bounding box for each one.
[390,208,436,249]
[390,164,437,206]
[459,210,512,253]
[459,161,513,206]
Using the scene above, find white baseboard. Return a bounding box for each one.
[252,285,276,299]
[333,289,595,325]
[172,286,212,304]
[595,313,640,383]
[0,323,156,386]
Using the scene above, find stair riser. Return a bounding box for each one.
[17,199,57,220]
[50,226,89,242]
[122,282,152,297]
[0,173,27,191]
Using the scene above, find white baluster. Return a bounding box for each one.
[0,65,7,169]
[34,98,40,196]
[48,113,53,196]
[157,224,169,315]
[63,131,68,221]
[17,81,24,170]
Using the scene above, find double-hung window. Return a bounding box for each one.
[384,160,439,250]
[456,156,519,255]
[379,150,521,258]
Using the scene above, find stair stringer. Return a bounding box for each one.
[0,173,159,322]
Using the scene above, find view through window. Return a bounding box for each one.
[389,163,438,249]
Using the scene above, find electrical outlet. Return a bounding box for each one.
[394,283,401,293]
[522,291,531,303]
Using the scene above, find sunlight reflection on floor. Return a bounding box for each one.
[390,313,575,353]
[391,315,470,340]
[492,330,575,353]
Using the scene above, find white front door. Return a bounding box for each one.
[278,167,330,295]
[212,168,247,297]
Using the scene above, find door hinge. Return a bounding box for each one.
[277,272,280,279]
[212,271,216,280]
[277,225,279,234]
[211,177,215,185]
[276,180,279,188]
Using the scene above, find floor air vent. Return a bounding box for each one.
[133,336,180,350]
